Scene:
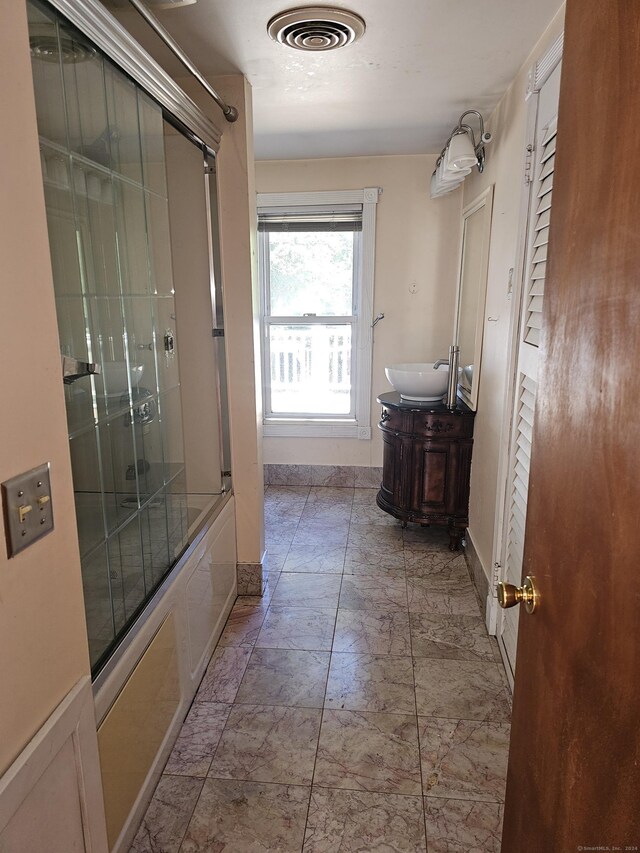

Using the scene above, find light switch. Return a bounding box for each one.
[1,463,54,557]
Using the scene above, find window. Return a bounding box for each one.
[258,189,379,438]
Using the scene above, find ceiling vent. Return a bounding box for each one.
[267,6,365,51]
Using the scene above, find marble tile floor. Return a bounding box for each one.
[131,486,511,853]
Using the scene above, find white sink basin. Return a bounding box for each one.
[102,361,144,396]
[385,362,449,402]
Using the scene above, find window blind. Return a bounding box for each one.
[258,205,362,232]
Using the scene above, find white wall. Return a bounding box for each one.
[461,6,565,580]
[256,155,462,466]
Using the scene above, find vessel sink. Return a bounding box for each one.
[385,362,449,402]
[102,361,144,396]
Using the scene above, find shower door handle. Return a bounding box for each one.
[62,355,101,385]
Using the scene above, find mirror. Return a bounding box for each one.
[453,186,494,410]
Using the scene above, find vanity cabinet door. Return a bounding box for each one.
[410,440,455,515]
[380,431,403,507]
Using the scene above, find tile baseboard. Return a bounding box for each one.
[236,562,265,596]
[264,464,382,489]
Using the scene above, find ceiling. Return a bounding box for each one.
[109,0,563,160]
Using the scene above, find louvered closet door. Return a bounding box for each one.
[499,60,561,677]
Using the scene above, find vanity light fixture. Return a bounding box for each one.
[430,110,492,198]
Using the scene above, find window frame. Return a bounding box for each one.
[257,189,379,439]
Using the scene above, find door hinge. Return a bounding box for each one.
[212,328,225,337]
[523,143,534,185]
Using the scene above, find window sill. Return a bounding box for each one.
[263,420,371,439]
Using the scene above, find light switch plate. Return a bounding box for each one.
[1,463,54,557]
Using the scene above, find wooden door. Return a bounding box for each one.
[502,1,640,849]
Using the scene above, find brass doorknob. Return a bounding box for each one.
[497,575,539,614]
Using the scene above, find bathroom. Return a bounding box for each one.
[1,0,639,851]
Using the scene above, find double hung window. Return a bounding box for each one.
[258,189,379,438]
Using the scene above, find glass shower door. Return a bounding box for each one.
[28,0,191,671]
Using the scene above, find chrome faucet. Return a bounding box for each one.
[433,358,449,369]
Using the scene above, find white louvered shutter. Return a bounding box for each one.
[524,119,557,346]
[498,59,561,678]
[502,375,537,667]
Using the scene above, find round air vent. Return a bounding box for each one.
[267,6,365,51]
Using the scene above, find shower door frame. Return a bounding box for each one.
[47,0,221,158]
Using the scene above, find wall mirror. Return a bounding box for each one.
[453,186,494,410]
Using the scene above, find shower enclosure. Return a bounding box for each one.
[27,0,230,675]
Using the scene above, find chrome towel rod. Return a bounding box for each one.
[127,0,239,123]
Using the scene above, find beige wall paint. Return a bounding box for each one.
[256,155,462,466]
[178,74,265,565]
[461,5,565,579]
[0,2,91,773]
[165,129,222,496]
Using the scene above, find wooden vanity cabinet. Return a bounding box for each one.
[376,392,475,550]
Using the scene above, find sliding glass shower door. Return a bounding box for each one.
[28,0,228,674]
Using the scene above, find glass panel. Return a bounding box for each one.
[69,428,105,557]
[28,3,67,147]
[62,36,110,167]
[104,63,143,182]
[99,419,138,534]
[146,191,175,295]
[140,497,171,590]
[107,515,145,625]
[90,297,127,411]
[82,170,120,297]
[81,545,114,668]
[122,296,160,397]
[268,230,355,316]
[114,179,151,295]
[268,324,352,415]
[138,91,168,196]
[134,397,166,501]
[159,387,185,485]
[166,486,188,563]
[153,298,181,393]
[41,148,81,297]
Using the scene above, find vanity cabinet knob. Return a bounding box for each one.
[425,419,453,433]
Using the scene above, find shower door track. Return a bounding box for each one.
[42,0,222,157]
[91,489,233,699]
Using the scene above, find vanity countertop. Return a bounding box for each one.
[377,391,474,416]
